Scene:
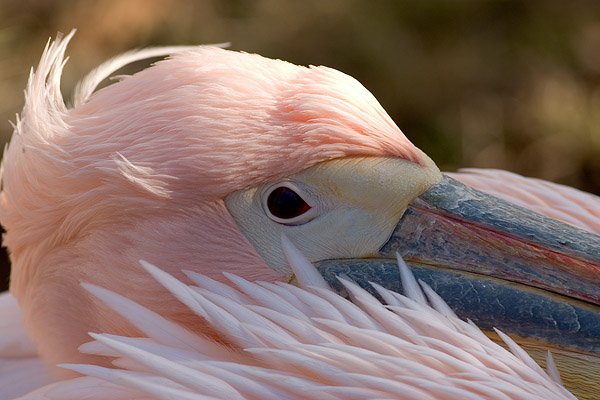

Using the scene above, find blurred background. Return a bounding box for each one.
[1,0,599,292]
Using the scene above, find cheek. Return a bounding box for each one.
[225,184,402,274]
[226,192,288,275]
[128,201,282,283]
[286,207,398,262]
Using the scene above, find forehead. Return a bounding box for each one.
[65,47,423,201]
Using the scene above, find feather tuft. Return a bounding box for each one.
[55,256,576,399]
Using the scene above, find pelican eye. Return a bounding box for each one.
[263,183,315,225]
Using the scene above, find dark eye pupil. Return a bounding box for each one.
[267,187,311,220]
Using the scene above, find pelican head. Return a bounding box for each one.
[1,32,598,398]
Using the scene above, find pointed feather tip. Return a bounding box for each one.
[138,259,167,281]
[80,281,113,300]
[138,259,210,319]
[396,252,427,305]
[58,363,88,376]
[280,233,332,292]
[72,37,231,107]
[494,327,549,378]
[336,274,379,306]
[545,350,563,384]
[79,338,122,358]
[417,279,458,318]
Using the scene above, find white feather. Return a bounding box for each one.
[8,249,574,400]
[281,233,332,291]
[72,38,229,107]
[80,282,224,357]
[396,252,427,305]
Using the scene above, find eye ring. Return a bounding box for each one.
[261,182,317,226]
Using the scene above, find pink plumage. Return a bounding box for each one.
[9,249,576,400]
[1,31,597,399]
[0,30,428,380]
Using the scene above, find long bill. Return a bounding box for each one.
[316,175,600,360]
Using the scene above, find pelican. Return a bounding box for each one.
[0,32,598,399]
